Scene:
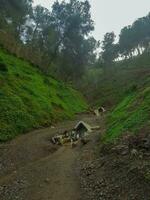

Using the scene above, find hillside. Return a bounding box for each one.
[98,54,150,142]
[105,85,150,142]
[81,53,150,142]
[0,49,88,141]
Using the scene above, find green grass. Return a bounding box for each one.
[104,86,150,142]
[86,53,150,143]
[0,49,88,141]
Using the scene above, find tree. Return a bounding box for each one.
[0,0,98,81]
[50,0,95,80]
[0,0,33,39]
[118,12,150,58]
[101,32,118,64]
[132,14,150,53]
[119,26,135,58]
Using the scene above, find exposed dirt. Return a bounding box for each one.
[0,114,150,200]
[0,114,101,200]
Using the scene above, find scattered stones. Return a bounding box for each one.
[111,144,129,155]
[0,179,28,200]
[79,137,150,200]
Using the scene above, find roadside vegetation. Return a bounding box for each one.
[0,49,87,141]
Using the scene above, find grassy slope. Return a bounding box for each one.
[83,53,150,142]
[105,87,150,142]
[0,49,88,141]
[103,54,150,142]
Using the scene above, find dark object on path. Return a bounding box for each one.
[94,106,106,116]
[51,121,93,147]
[74,121,92,138]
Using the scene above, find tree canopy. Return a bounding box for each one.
[99,12,150,65]
[0,0,97,81]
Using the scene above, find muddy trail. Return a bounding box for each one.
[0,114,101,200]
[0,114,150,200]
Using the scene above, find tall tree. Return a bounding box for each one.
[50,0,95,80]
[101,32,118,64]
[0,0,33,39]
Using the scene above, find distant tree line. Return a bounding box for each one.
[0,0,98,80]
[100,13,150,65]
[1,0,150,79]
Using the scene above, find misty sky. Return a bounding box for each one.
[33,0,150,41]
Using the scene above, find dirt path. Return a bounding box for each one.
[0,114,101,200]
[1,114,149,200]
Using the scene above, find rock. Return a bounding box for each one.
[130,148,138,157]
[111,145,129,155]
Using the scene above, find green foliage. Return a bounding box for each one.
[119,12,150,58]
[0,49,88,141]
[0,0,97,81]
[101,32,118,64]
[50,0,96,80]
[97,12,150,65]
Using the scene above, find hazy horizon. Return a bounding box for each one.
[33,0,150,41]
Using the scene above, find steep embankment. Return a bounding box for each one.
[0,49,88,141]
[103,55,150,142]
[82,53,150,142]
[105,86,150,142]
